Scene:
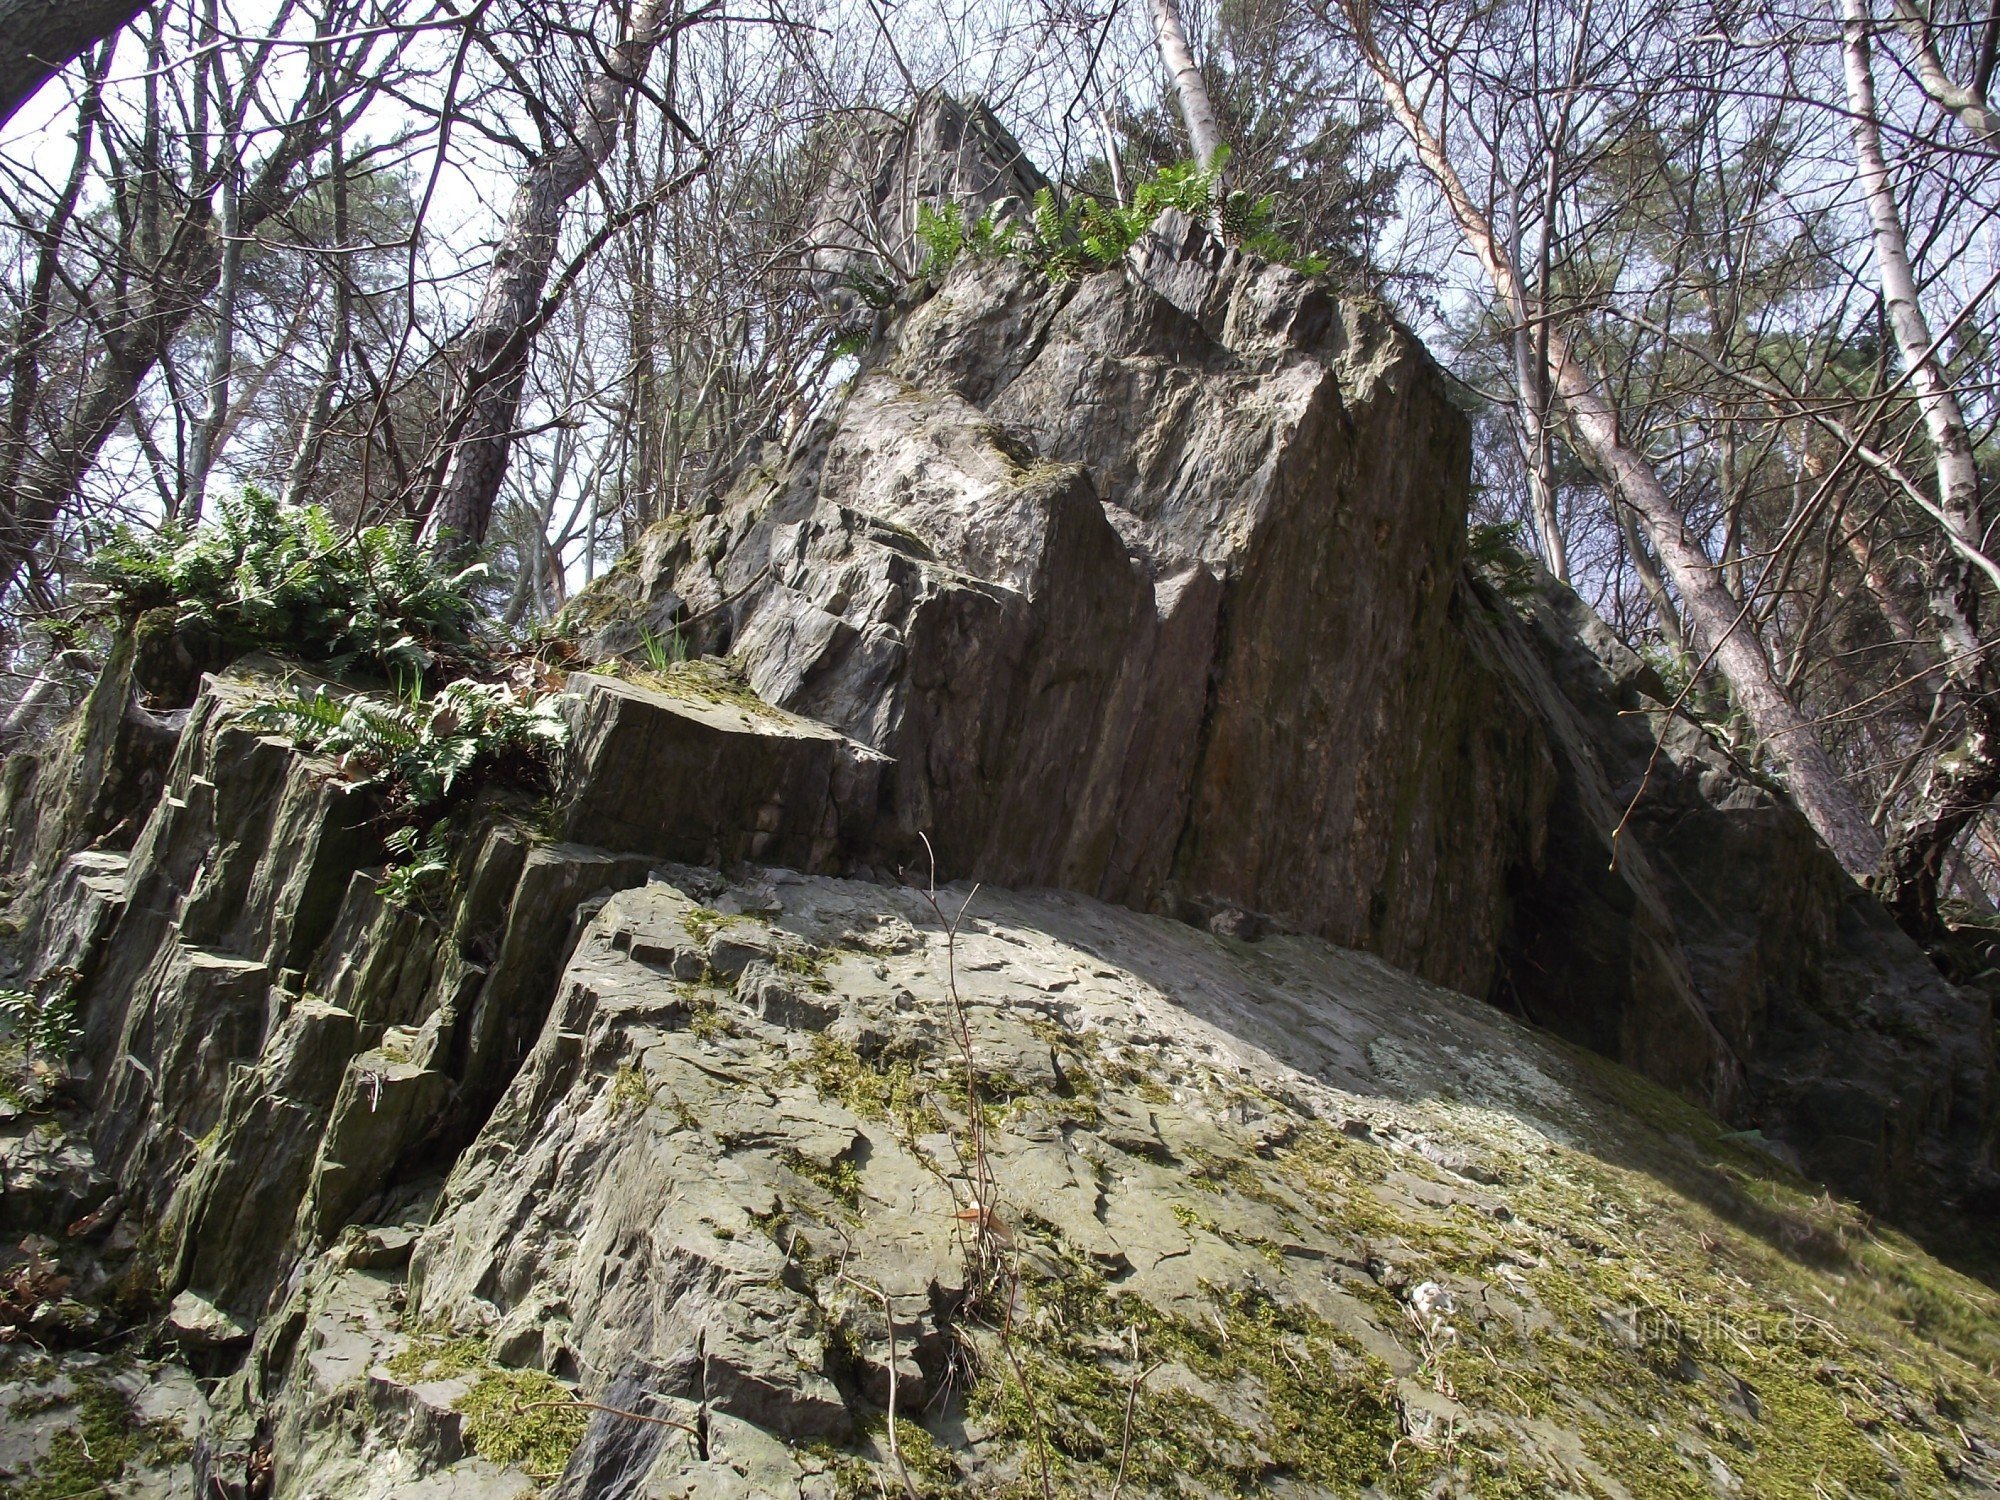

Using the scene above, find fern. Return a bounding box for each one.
[246,679,567,914]
[243,679,567,813]
[966,209,1016,260]
[916,201,968,276]
[1466,520,1540,602]
[906,150,1325,286]
[915,202,1018,277]
[0,983,81,1067]
[89,487,482,679]
[1639,644,1695,705]
[254,683,349,738]
[377,823,455,909]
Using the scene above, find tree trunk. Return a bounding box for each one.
[1344,5,1887,878]
[1555,353,1887,875]
[0,50,104,515]
[1887,0,2000,149]
[1148,0,1226,171]
[1618,505,1686,658]
[283,131,352,508]
[1510,311,1568,581]
[0,66,339,601]
[1843,0,1989,581]
[1845,0,2000,935]
[1507,147,1571,581]
[1,229,219,596]
[183,163,243,520]
[0,648,92,748]
[429,0,684,555]
[1844,518,1934,682]
[0,0,147,128]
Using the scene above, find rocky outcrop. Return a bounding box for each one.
[391,867,2000,1500]
[807,95,1049,300]
[109,866,2000,1497]
[566,206,1994,1224]
[574,214,1551,992]
[24,659,896,1328]
[1481,571,1995,1223]
[2,105,1997,1500]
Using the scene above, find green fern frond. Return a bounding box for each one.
[87,487,481,678]
[896,148,1325,287]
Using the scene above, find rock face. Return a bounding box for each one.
[567,205,1994,1223]
[807,95,1049,298]
[1,106,1997,1500]
[1483,575,1996,1221]
[577,214,1548,1001]
[395,870,1999,1500]
[23,856,2000,1500]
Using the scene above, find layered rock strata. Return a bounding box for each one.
[566,211,1994,1221]
[0,115,1994,1500]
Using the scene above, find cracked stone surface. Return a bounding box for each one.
[364,867,2000,1498]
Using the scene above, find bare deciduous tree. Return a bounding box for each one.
[427,0,715,553]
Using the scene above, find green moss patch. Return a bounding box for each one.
[624,658,791,725]
[0,1373,189,1500]
[780,1146,864,1209]
[385,1331,487,1383]
[455,1367,589,1480]
[942,1023,1999,1497]
[788,1033,945,1142]
[968,1254,1426,1497]
[388,1331,588,1481]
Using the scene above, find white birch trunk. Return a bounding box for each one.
[1148,0,1225,171]
[183,164,241,520]
[1346,7,1886,876]
[1842,0,1988,589]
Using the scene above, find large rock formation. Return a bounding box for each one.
[806,95,1049,300]
[286,869,2000,1498]
[567,206,1993,1226]
[10,818,1999,1497]
[575,211,1543,997]
[0,106,1996,1500]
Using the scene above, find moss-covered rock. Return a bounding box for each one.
[376,870,2000,1499]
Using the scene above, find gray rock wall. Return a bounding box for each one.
[565,212,1994,1221]
[573,217,1557,999]
[2,130,1995,1500]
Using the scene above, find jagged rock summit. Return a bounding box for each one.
[0,99,1996,1500]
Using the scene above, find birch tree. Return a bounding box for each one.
[1884,0,2000,148]
[1148,0,1227,171]
[1841,0,2000,932]
[1326,0,1890,876]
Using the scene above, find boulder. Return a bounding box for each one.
[571,219,1548,997]
[167,1289,250,1349]
[554,669,883,869]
